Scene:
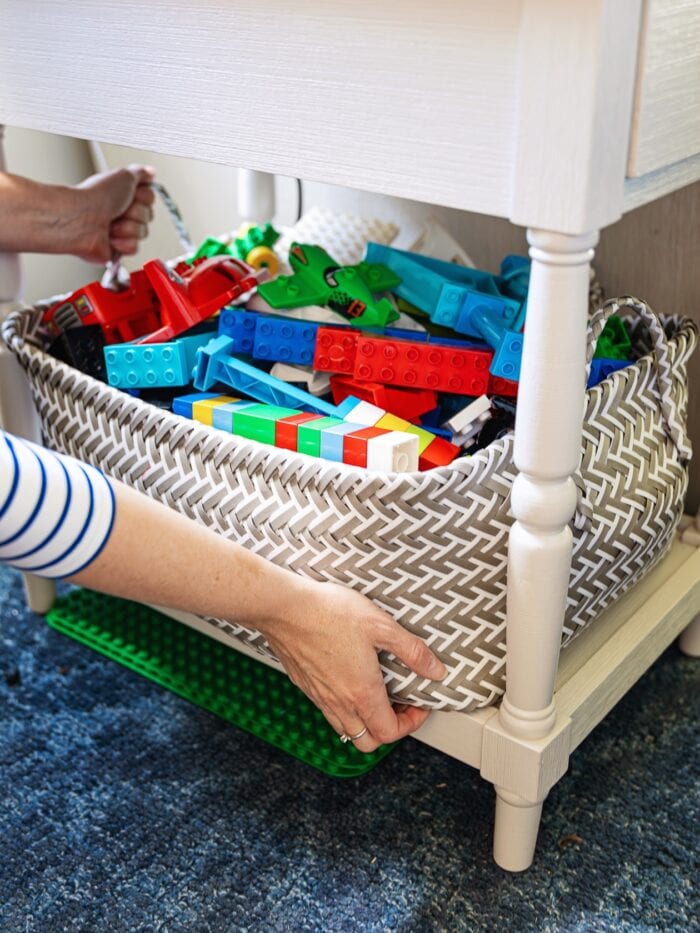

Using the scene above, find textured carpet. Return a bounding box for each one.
[0,566,698,933]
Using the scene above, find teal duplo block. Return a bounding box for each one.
[105,329,216,389]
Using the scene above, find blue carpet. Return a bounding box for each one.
[0,565,698,932]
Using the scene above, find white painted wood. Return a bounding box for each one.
[493,789,543,872]
[628,0,700,177]
[481,713,571,803]
[499,229,597,741]
[0,0,521,218]
[511,0,643,233]
[679,615,700,657]
[624,151,700,212]
[557,542,700,750]
[412,708,496,769]
[486,228,596,869]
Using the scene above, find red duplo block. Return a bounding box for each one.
[43,269,161,344]
[330,375,438,421]
[353,336,492,395]
[275,413,323,450]
[419,436,462,470]
[488,374,518,397]
[343,427,386,468]
[313,328,358,374]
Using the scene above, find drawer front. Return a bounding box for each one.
[628,0,700,177]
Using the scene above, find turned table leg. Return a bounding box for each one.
[492,229,598,871]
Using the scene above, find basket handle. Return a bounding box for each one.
[101,182,194,290]
[586,295,693,461]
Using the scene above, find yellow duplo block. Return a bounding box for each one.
[192,396,239,426]
[376,413,408,432]
[376,414,433,454]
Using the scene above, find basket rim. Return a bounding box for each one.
[3,300,697,488]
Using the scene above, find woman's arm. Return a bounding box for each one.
[1,430,446,753]
[0,166,155,262]
[73,480,447,753]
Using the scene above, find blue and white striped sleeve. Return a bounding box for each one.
[0,429,116,579]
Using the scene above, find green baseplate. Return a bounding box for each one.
[46,589,394,777]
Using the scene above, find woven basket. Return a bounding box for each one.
[4,296,696,712]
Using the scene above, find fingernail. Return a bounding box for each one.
[430,658,447,680]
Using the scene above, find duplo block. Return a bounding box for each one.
[319,422,365,462]
[217,307,258,354]
[253,317,319,366]
[104,329,216,389]
[234,404,300,444]
[313,328,359,374]
[297,417,345,457]
[276,413,324,450]
[343,427,387,468]
[329,375,437,421]
[353,336,492,395]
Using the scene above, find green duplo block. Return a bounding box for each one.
[297,417,345,457]
[594,316,632,360]
[46,589,394,777]
[233,405,297,444]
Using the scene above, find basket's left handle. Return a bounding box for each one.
[101,182,194,290]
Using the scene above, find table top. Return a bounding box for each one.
[1,0,698,232]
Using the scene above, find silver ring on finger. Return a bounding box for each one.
[339,726,368,744]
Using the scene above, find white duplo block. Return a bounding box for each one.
[342,399,385,426]
[366,431,419,472]
[443,395,491,433]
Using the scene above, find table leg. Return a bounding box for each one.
[492,229,598,871]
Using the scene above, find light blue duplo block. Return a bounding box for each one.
[320,422,364,461]
[212,400,257,432]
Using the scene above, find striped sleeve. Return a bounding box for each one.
[0,429,116,579]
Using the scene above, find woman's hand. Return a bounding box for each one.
[74,165,156,262]
[257,580,447,753]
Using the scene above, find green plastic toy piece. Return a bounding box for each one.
[594,315,632,360]
[233,222,280,262]
[191,236,235,262]
[297,416,344,457]
[46,589,394,777]
[258,242,401,328]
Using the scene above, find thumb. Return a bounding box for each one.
[374,620,447,681]
[126,163,156,187]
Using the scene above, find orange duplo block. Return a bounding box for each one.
[343,427,386,468]
[419,436,463,470]
[275,412,323,450]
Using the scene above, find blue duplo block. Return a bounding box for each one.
[588,357,630,388]
[253,317,319,365]
[319,422,364,462]
[212,400,258,432]
[104,329,217,389]
[172,392,221,418]
[218,307,258,354]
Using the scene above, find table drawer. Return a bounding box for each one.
[627,0,700,177]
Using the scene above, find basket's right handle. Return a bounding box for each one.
[586,295,693,461]
[101,182,194,290]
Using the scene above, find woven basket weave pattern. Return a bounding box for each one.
[4,298,697,712]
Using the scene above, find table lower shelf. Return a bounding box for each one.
[157,529,700,772]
